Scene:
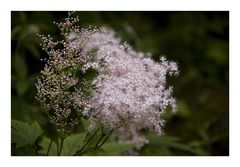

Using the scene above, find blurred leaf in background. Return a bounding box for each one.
[11,11,229,156]
[11,120,42,148]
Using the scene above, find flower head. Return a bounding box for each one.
[36,13,179,146]
[79,28,178,146]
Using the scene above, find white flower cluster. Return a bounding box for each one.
[79,28,179,146]
[36,13,179,147]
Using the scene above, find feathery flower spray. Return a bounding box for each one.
[35,12,179,154]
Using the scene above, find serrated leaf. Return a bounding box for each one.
[11,120,42,148]
[38,137,57,156]
[61,133,86,156]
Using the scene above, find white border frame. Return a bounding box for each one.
[1,0,239,167]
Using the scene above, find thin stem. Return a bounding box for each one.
[95,127,105,147]
[74,130,98,155]
[58,138,64,156]
[47,138,53,156]
[95,134,105,147]
[78,130,113,155]
[98,130,113,147]
[56,139,59,155]
[77,147,95,155]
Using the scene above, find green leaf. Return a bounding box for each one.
[11,25,22,39]
[39,133,86,156]
[99,142,134,156]
[14,54,28,79]
[38,137,57,156]
[81,118,89,132]
[147,134,209,156]
[11,120,42,148]
[15,80,29,96]
[61,133,86,156]
[83,147,107,156]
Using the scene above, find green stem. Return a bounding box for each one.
[78,130,113,155]
[98,130,113,147]
[95,128,105,147]
[58,138,64,156]
[75,130,98,155]
[95,134,105,147]
[47,138,53,156]
[77,147,95,155]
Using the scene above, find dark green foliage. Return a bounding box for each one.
[38,133,86,156]
[38,137,58,156]
[100,142,134,156]
[141,134,208,156]
[11,11,229,156]
[11,120,42,148]
[61,133,86,155]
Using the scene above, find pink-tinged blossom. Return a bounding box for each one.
[36,13,179,147]
[79,28,179,146]
[35,13,100,137]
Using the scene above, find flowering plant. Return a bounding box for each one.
[13,12,178,156]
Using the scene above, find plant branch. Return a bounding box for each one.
[47,137,53,156]
[57,138,64,156]
[95,127,105,147]
[98,129,113,147]
[74,130,98,155]
[77,129,114,155]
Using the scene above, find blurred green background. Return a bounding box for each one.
[11,11,229,156]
